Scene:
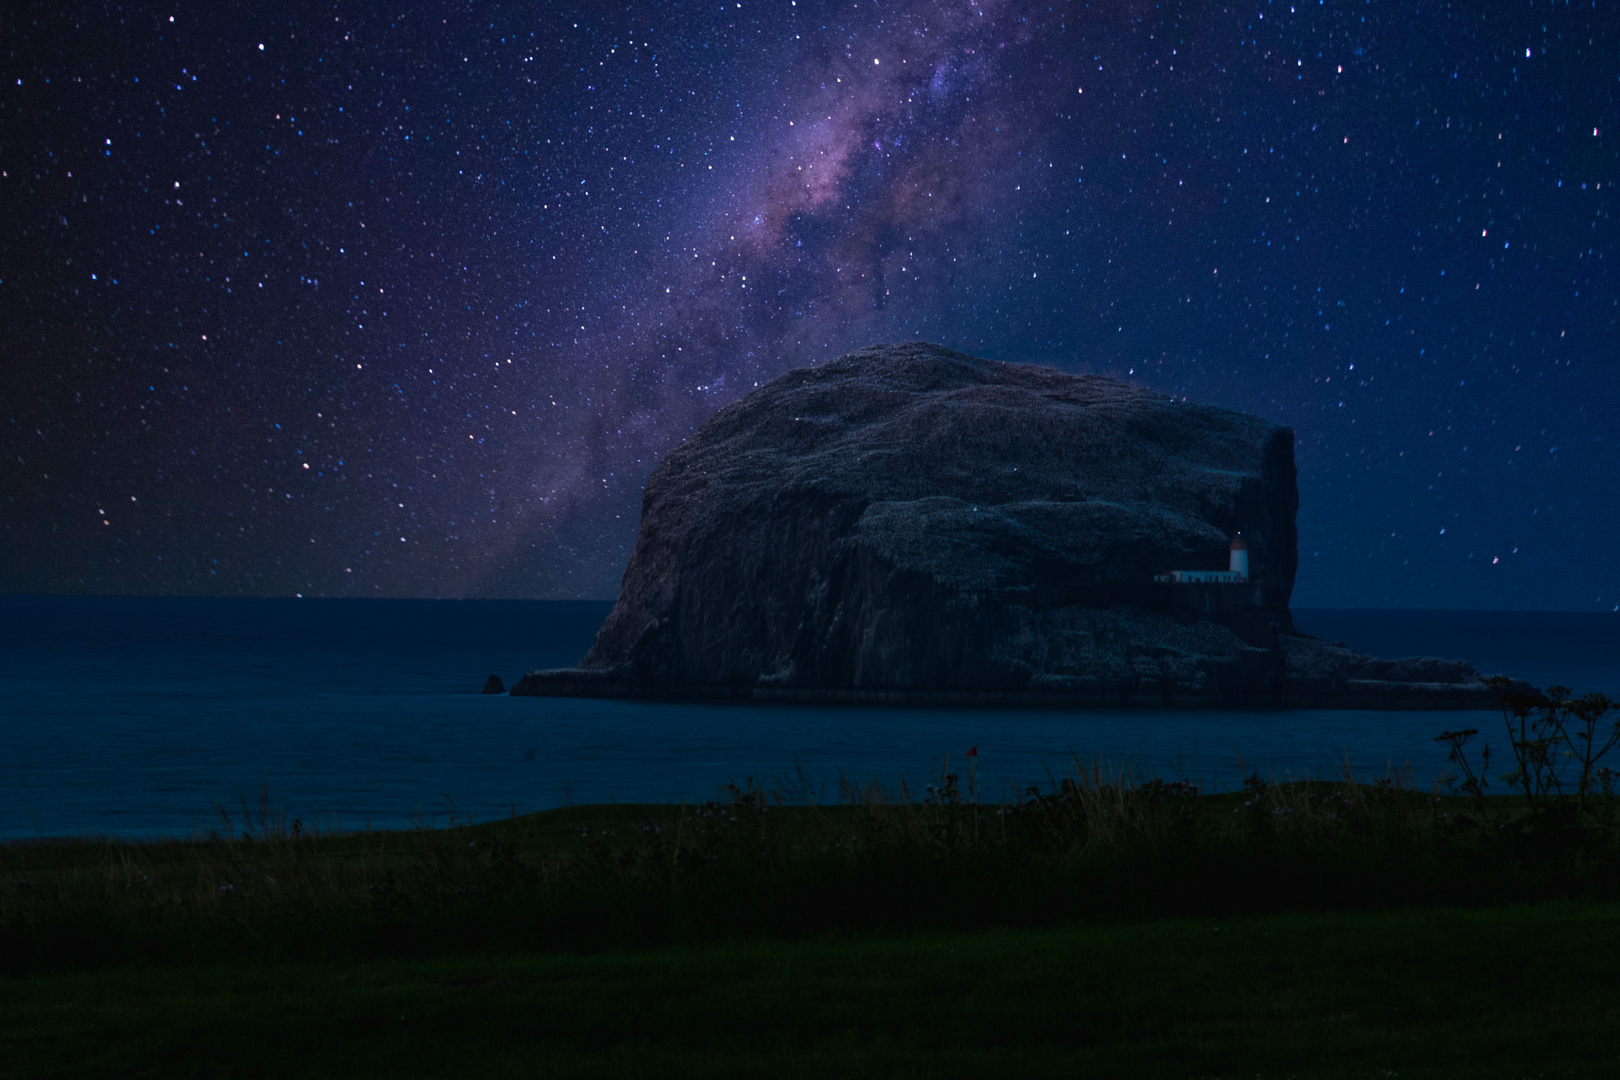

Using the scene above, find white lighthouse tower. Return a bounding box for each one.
[1229,534,1250,581]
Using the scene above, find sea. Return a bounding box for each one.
[1,595,1616,840]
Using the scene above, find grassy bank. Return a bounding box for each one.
[6,760,1620,976]
[5,903,1620,1078]
[6,683,1619,1075]
[8,683,1612,980]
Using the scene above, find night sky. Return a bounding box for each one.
[2,1,1615,609]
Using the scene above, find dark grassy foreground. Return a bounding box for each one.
[4,903,1620,1078]
[4,683,1617,1076]
[8,774,1620,976]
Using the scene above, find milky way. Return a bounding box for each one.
[2,1,1616,608]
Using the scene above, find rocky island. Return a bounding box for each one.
[513,342,1501,709]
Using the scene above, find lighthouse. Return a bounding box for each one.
[1151,533,1261,610]
[1229,534,1249,580]
[1153,534,1253,586]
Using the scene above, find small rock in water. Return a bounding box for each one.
[482,674,506,695]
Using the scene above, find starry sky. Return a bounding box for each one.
[2,0,1616,609]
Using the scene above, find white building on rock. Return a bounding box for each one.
[1154,535,1250,584]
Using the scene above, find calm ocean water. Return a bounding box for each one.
[1,596,1615,839]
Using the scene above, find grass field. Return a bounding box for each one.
[7,689,1618,1077]
[5,902,1619,1078]
[12,775,1616,976]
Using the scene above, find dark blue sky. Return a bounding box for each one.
[2,0,1616,609]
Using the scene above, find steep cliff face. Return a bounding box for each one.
[514,342,1492,707]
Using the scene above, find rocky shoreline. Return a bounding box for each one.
[509,667,1504,711]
